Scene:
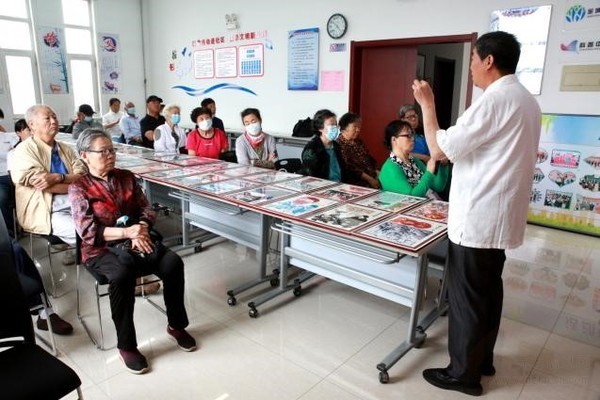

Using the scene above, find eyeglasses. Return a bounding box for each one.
[397,132,415,139]
[403,114,418,120]
[87,148,117,156]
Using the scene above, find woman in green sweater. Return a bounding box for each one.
[379,120,448,198]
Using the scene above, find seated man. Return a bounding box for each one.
[72,104,102,140]
[119,102,143,146]
[10,105,85,254]
[11,237,72,334]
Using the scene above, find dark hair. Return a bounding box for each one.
[0,108,4,119]
[383,120,413,150]
[200,98,215,107]
[312,109,336,134]
[339,112,361,131]
[14,119,28,132]
[109,98,120,106]
[240,108,262,122]
[475,31,521,75]
[190,106,212,123]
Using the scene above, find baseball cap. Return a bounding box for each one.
[78,104,95,115]
[146,95,163,103]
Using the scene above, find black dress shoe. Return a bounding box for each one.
[481,365,496,376]
[423,368,483,396]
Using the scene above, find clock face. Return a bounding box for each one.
[327,13,347,39]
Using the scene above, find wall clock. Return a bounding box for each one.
[327,13,347,39]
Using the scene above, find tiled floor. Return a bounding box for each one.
[27,223,599,399]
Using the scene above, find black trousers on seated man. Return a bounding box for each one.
[86,247,188,350]
[446,241,505,384]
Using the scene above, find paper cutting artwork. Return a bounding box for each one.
[225,186,296,205]
[275,176,338,192]
[259,194,336,217]
[312,184,377,202]
[354,192,424,212]
[405,200,449,223]
[307,203,390,231]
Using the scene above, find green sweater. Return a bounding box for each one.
[379,157,449,197]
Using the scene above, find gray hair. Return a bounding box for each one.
[76,128,111,155]
[397,104,418,119]
[25,104,55,126]
[161,103,180,119]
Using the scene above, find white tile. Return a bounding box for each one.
[520,369,600,400]
[298,380,366,400]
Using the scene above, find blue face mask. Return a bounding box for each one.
[326,125,340,141]
[127,107,136,116]
[84,116,93,123]
[171,114,181,125]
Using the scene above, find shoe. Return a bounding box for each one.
[481,365,496,376]
[37,314,74,335]
[135,281,160,296]
[61,250,75,266]
[119,348,149,374]
[423,368,483,396]
[167,326,197,352]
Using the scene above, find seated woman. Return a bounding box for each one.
[186,106,228,158]
[301,109,345,181]
[69,129,195,375]
[337,112,379,188]
[153,104,186,153]
[398,104,429,162]
[379,120,448,198]
[235,108,278,168]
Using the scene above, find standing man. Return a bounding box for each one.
[140,95,165,149]
[103,98,124,143]
[11,105,86,248]
[200,98,225,132]
[412,31,541,396]
[119,102,143,146]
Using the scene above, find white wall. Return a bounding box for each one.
[138,0,599,136]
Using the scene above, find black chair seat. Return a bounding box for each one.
[219,150,237,163]
[0,344,81,400]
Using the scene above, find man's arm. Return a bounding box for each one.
[412,80,446,161]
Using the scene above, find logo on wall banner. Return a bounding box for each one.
[100,35,118,52]
[171,83,257,96]
[560,39,600,52]
[565,5,587,22]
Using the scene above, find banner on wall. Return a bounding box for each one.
[288,28,319,90]
[98,33,121,94]
[563,1,600,31]
[528,114,600,237]
[36,26,68,94]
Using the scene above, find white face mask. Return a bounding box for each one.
[198,119,212,131]
[246,122,262,136]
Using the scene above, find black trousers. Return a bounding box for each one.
[446,241,505,384]
[87,248,188,350]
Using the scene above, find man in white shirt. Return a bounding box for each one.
[102,98,124,143]
[413,31,541,396]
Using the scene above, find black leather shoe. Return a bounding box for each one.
[481,365,496,376]
[37,314,74,335]
[423,368,483,396]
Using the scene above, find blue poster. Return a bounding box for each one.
[529,113,600,236]
[288,28,319,90]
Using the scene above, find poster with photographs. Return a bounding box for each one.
[171,173,228,188]
[354,191,424,212]
[194,179,259,195]
[258,194,336,217]
[128,163,178,174]
[529,113,600,236]
[243,170,301,184]
[222,165,270,177]
[405,200,449,223]
[274,176,338,192]
[311,184,378,202]
[306,203,390,232]
[143,168,198,180]
[357,215,447,250]
[225,186,296,205]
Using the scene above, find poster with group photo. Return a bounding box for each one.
[529,114,600,236]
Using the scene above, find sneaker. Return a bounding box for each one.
[61,250,76,266]
[37,314,74,335]
[135,281,161,296]
[167,326,197,352]
[119,348,149,374]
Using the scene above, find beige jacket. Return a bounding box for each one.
[10,136,85,234]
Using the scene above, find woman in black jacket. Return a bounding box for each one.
[300,109,345,181]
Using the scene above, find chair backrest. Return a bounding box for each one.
[219,150,237,163]
[0,213,35,344]
[275,158,303,174]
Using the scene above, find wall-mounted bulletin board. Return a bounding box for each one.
[528,113,600,236]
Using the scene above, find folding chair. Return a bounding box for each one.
[27,232,75,297]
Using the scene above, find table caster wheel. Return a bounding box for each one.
[194,245,202,253]
[379,371,389,384]
[270,278,280,287]
[293,287,302,297]
[249,308,259,318]
[414,334,427,349]
[227,296,237,306]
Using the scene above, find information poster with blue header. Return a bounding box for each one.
[288,28,319,90]
[529,114,600,236]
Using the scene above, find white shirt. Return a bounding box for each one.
[102,110,123,138]
[0,132,19,175]
[437,75,541,249]
[153,123,186,153]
